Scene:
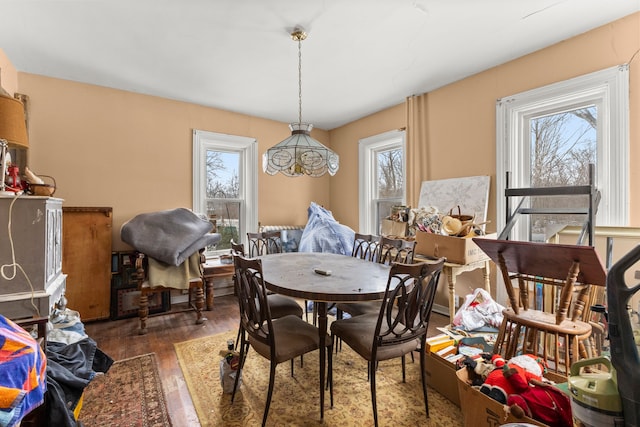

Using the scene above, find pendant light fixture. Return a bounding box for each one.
[263,27,339,177]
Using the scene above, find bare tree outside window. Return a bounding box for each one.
[206,150,241,250]
[377,149,403,198]
[529,106,597,239]
[376,148,404,232]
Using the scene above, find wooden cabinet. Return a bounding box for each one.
[62,207,112,321]
[0,196,66,319]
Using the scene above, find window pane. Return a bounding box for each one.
[206,150,239,199]
[376,199,402,234]
[205,149,240,251]
[529,106,597,240]
[376,148,403,199]
[206,200,240,251]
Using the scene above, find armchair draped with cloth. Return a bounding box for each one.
[121,208,221,334]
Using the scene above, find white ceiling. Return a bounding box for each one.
[1,0,638,130]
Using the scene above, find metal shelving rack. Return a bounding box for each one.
[499,163,600,246]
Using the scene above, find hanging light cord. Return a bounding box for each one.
[297,35,303,125]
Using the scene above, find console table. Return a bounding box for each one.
[202,257,235,310]
[416,254,491,322]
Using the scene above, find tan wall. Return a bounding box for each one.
[328,103,405,230]
[329,12,640,230]
[328,13,640,307]
[0,48,19,96]
[16,75,330,250]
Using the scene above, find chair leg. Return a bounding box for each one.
[401,354,406,382]
[313,302,317,326]
[335,309,343,353]
[234,326,242,351]
[327,345,334,408]
[138,292,149,335]
[370,359,379,427]
[231,333,247,403]
[194,285,206,324]
[419,343,430,419]
[262,360,277,427]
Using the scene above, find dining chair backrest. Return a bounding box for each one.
[376,236,416,265]
[247,231,283,257]
[230,239,245,296]
[230,239,245,256]
[373,259,445,358]
[233,254,273,348]
[351,233,379,261]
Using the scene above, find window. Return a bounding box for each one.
[358,130,405,235]
[496,65,629,242]
[193,130,257,256]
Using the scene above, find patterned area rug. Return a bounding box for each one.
[79,353,171,426]
[175,331,463,427]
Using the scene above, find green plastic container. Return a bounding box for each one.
[568,357,624,427]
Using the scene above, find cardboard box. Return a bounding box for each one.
[380,218,408,237]
[415,232,496,265]
[425,351,460,406]
[456,368,548,427]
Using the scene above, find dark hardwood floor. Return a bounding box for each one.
[83,294,450,426]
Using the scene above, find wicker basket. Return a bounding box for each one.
[27,175,56,196]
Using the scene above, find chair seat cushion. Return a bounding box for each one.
[336,301,381,317]
[330,314,419,362]
[267,294,304,319]
[249,315,329,364]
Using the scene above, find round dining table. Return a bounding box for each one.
[259,252,391,420]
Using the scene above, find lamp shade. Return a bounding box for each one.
[0,94,28,147]
[262,123,339,177]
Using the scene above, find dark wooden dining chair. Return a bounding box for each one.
[351,232,380,261]
[376,235,417,264]
[230,238,245,255]
[247,231,308,316]
[334,233,380,336]
[247,231,315,322]
[337,235,417,319]
[230,240,303,350]
[231,254,333,427]
[246,231,283,256]
[330,258,445,427]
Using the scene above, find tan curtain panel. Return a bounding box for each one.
[405,93,430,208]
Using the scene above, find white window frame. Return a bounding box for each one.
[495,65,629,305]
[192,129,258,254]
[496,65,629,243]
[358,129,406,234]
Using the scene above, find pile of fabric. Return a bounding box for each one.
[46,308,113,427]
[121,207,220,266]
[0,316,46,427]
[452,288,505,332]
[0,310,112,427]
[299,202,354,255]
[121,208,221,288]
